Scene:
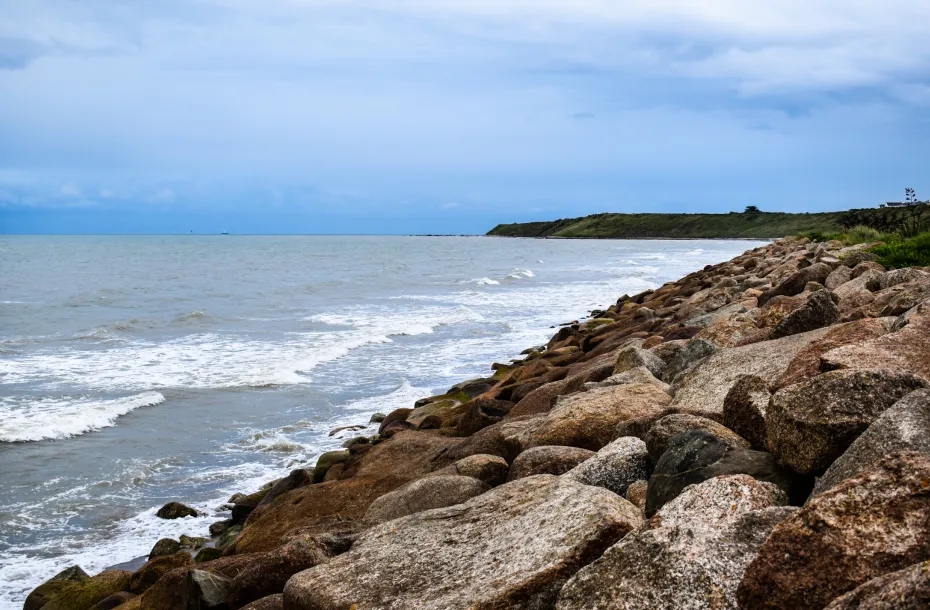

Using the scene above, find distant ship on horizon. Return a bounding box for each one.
[221,230,230,235]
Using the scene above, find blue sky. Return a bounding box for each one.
[1,1,929,234]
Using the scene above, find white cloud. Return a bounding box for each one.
[149,188,176,203]
[59,182,80,196]
[99,188,115,198]
[442,201,459,209]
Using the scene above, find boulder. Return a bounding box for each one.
[506,376,585,419]
[90,592,136,609]
[769,290,839,339]
[557,496,794,609]
[284,475,643,610]
[231,489,269,524]
[311,450,350,484]
[369,412,385,424]
[737,452,930,610]
[670,327,830,421]
[228,535,345,608]
[235,431,461,553]
[136,554,257,610]
[377,408,412,434]
[625,479,648,511]
[364,475,490,524]
[507,445,595,480]
[694,312,760,348]
[379,419,414,437]
[441,416,539,464]
[663,338,716,385]
[24,566,89,610]
[753,294,808,328]
[446,377,497,399]
[648,474,788,530]
[406,398,466,428]
[430,453,509,486]
[645,430,794,516]
[248,468,311,522]
[760,262,832,304]
[186,570,231,608]
[775,318,893,389]
[722,375,771,450]
[813,388,930,495]
[843,250,879,267]
[242,594,284,610]
[593,366,670,393]
[516,383,672,452]
[825,266,853,290]
[643,413,749,463]
[455,397,514,436]
[614,346,667,380]
[148,538,181,559]
[155,501,198,520]
[564,437,650,496]
[824,560,930,610]
[873,279,930,316]
[766,369,927,475]
[129,552,194,594]
[821,300,930,381]
[42,570,132,610]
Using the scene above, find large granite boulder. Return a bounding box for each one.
[824,560,930,610]
[670,327,830,421]
[557,476,794,610]
[242,595,283,610]
[42,570,132,610]
[363,475,490,523]
[737,452,930,610]
[643,413,749,463]
[769,290,839,339]
[614,345,667,380]
[455,397,514,436]
[593,366,670,393]
[129,552,194,594]
[722,375,771,450]
[564,436,650,496]
[821,300,930,381]
[440,415,540,464]
[429,453,509,486]
[760,262,832,304]
[247,468,311,523]
[507,445,594,480]
[24,566,90,610]
[645,430,794,516]
[516,383,671,451]
[766,369,927,475]
[284,475,643,609]
[663,338,716,385]
[813,388,930,495]
[235,431,460,553]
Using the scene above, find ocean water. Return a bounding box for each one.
[0,235,764,607]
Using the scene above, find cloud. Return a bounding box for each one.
[59,182,81,197]
[442,201,459,209]
[149,188,176,203]
[99,188,115,198]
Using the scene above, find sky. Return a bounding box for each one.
[1,0,929,234]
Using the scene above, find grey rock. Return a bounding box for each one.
[646,430,794,516]
[769,290,839,339]
[766,369,927,475]
[186,569,232,608]
[670,327,830,421]
[825,266,853,290]
[564,436,650,496]
[825,560,930,610]
[285,475,643,610]
[643,413,749,463]
[664,338,716,385]
[614,346,667,380]
[508,445,595,480]
[650,474,788,530]
[722,375,771,450]
[813,388,930,495]
[436,453,510,486]
[364,475,490,523]
[593,366,670,394]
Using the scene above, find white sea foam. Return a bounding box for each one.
[469,277,500,286]
[0,392,166,443]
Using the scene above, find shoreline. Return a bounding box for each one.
[24,235,930,610]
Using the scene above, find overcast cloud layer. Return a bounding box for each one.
[2,0,929,233]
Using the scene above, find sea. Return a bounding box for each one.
[0,235,764,607]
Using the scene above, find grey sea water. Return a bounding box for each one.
[0,235,764,607]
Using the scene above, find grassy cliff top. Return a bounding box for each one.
[487,211,850,239]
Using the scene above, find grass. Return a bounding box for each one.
[870,232,930,269]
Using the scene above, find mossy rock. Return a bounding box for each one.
[24,566,89,610]
[406,399,468,428]
[194,546,224,563]
[231,489,269,523]
[178,535,208,550]
[129,552,193,594]
[312,450,351,483]
[43,570,132,610]
[155,501,198,520]
[341,435,370,448]
[215,525,243,551]
[148,538,181,559]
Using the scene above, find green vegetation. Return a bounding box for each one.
[870,232,930,269]
[488,211,851,239]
